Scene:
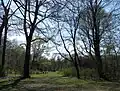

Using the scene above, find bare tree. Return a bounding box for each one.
[13,0,59,78]
[78,0,115,80]
[31,36,47,63]
[0,0,19,77]
[52,0,82,79]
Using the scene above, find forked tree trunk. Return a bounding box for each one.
[74,46,80,79]
[74,60,80,79]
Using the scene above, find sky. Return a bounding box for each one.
[2,0,120,59]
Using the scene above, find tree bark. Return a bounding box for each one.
[73,41,80,79]
[94,40,110,81]
[74,59,80,79]
[94,43,103,78]
[0,22,8,77]
[23,37,31,78]
[0,22,4,46]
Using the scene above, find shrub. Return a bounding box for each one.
[60,67,76,77]
[79,68,98,80]
[59,67,98,80]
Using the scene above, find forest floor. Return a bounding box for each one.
[0,72,120,91]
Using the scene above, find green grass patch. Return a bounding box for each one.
[31,72,62,78]
[0,72,120,91]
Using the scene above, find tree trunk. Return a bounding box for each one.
[94,43,110,81]
[23,37,31,78]
[0,24,8,77]
[0,22,4,46]
[73,29,80,79]
[94,44,103,78]
[74,60,80,79]
[74,51,80,79]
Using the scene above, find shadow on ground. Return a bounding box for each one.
[0,73,120,91]
[0,77,24,90]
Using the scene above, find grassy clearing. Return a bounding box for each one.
[31,72,62,78]
[0,72,120,91]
